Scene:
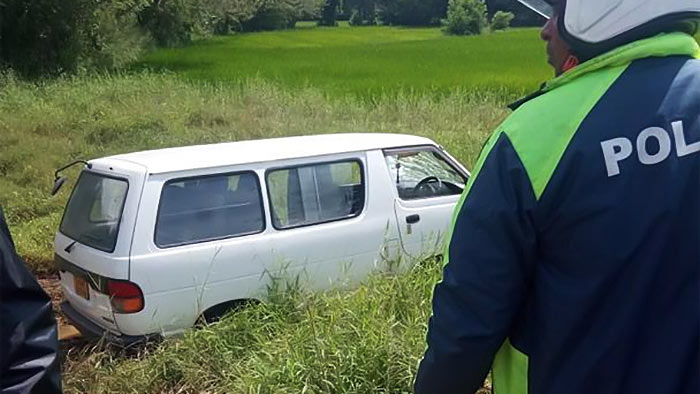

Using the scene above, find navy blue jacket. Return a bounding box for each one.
[415,33,700,394]
[0,207,62,394]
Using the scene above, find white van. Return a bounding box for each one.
[55,133,469,344]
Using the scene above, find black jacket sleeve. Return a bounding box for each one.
[414,133,537,393]
[0,208,62,394]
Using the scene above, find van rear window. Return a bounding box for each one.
[155,172,264,248]
[60,172,128,253]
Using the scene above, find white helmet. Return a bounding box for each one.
[518,0,700,58]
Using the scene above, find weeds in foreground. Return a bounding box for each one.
[63,258,464,393]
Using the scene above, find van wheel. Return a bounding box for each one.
[200,299,259,324]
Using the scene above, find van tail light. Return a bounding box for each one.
[107,280,144,314]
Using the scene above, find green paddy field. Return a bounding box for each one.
[139,23,549,98]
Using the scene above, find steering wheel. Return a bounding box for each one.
[412,176,443,196]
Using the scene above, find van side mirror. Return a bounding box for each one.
[50,159,91,196]
[51,176,67,196]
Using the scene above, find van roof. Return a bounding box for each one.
[99,133,437,174]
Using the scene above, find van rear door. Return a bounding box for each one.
[55,160,146,334]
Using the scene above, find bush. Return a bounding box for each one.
[349,10,363,25]
[346,0,377,26]
[0,0,151,76]
[300,0,325,20]
[81,2,151,69]
[0,0,85,76]
[242,0,302,31]
[348,9,376,26]
[203,0,260,34]
[137,0,205,47]
[442,0,487,36]
[488,0,544,27]
[318,0,339,26]
[377,0,447,26]
[490,10,514,31]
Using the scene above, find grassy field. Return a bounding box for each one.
[0,24,516,392]
[2,24,534,275]
[139,25,550,99]
[0,72,506,275]
[0,71,504,392]
[6,26,693,272]
[4,23,696,393]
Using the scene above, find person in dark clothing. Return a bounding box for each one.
[0,207,62,393]
[415,1,700,393]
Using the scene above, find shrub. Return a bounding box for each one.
[490,10,514,31]
[242,0,302,31]
[442,0,487,36]
[376,0,447,26]
[80,2,151,69]
[0,0,151,76]
[300,0,325,20]
[488,0,544,27]
[318,0,339,26]
[0,0,85,76]
[346,0,377,26]
[137,0,205,47]
[204,0,260,34]
[349,10,363,25]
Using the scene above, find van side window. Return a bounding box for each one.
[267,160,365,229]
[384,147,466,200]
[155,172,264,248]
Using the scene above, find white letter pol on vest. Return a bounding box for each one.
[601,121,697,177]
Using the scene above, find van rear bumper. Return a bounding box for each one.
[61,301,154,347]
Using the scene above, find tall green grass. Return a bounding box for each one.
[5,26,697,392]
[139,26,551,99]
[63,258,493,393]
[0,71,508,275]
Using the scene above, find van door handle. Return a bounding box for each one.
[406,214,420,224]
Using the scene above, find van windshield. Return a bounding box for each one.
[60,172,128,253]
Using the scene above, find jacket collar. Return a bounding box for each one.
[509,33,700,110]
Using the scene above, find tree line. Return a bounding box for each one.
[323,0,542,27]
[0,0,322,76]
[0,0,543,77]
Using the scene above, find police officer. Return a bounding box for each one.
[414,1,700,393]
[0,207,62,393]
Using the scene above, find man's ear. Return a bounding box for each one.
[562,54,580,73]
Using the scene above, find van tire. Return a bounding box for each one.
[200,299,259,324]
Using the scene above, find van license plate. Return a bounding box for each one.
[74,276,90,300]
